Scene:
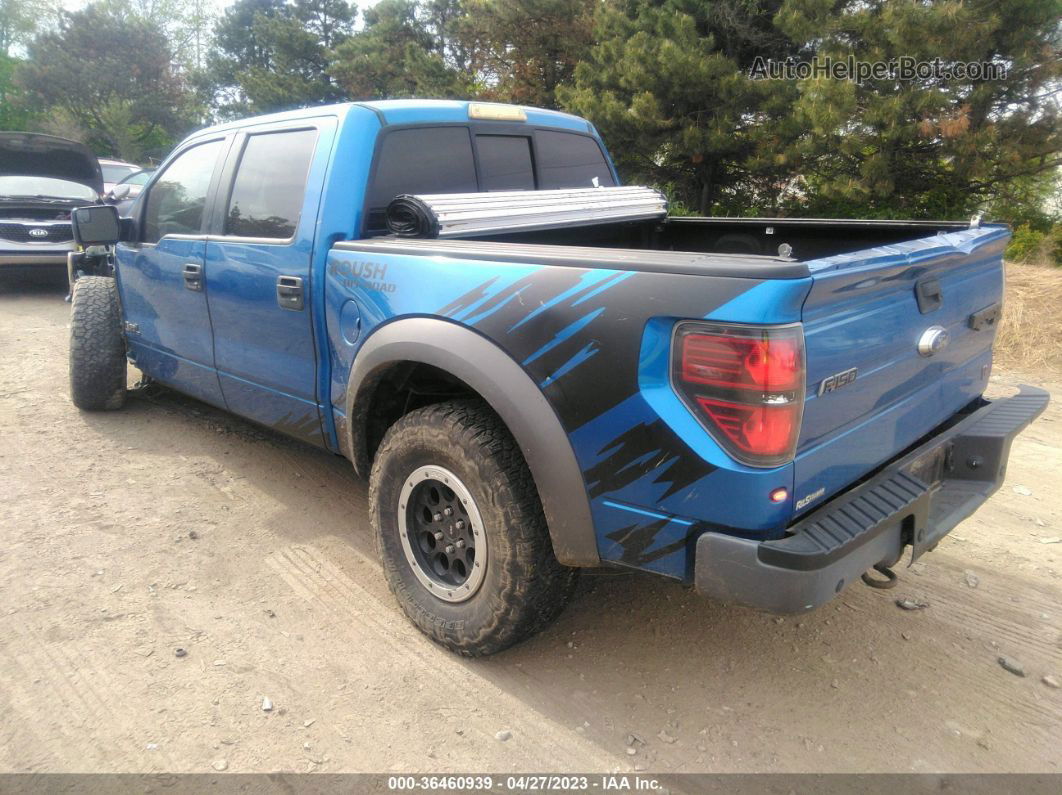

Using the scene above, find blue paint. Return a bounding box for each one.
[570,270,635,306]
[794,231,1005,516]
[540,342,598,387]
[463,285,528,325]
[522,308,604,366]
[511,270,617,330]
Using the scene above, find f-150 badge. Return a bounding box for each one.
[818,367,858,396]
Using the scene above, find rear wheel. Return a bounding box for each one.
[69,276,126,411]
[369,399,577,656]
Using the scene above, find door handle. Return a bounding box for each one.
[182,263,203,291]
[276,275,304,311]
[915,277,942,314]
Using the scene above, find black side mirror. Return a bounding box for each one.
[72,205,120,246]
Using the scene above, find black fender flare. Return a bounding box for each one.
[344,317,599,567]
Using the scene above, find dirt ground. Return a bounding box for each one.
[1,271,1060,774]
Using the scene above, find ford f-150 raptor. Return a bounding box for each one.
[67,99,1047,656]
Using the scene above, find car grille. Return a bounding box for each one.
[0,222,73,244]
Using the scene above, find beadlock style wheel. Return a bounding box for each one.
[397,465,488,602]
[370,399,577,655]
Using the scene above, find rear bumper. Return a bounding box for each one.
[694,385,1049,612]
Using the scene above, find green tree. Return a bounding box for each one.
[775,0,1062,219]
[209,0,355,116]
[328,0,468,99]
[457,0,596,108]
[0,0,59,57]
[0,53,33,130]
[559,0,800,214]
[17,2,190,161]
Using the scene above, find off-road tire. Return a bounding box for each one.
[369,399,578,656]
[69,276,127,411]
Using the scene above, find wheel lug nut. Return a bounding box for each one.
[432,512,442,522]
[454,520,465,530]
[443,506,453,516]
[445,544,455,554]
[434,531,444,541]
[455,540,465,549]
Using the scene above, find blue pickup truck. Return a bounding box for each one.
[68,99,1047,656]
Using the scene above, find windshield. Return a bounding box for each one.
[102,164,138,183]
[120,170,153,187]
[0,175,97,201]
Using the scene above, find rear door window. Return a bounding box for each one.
[534,130,615,189]
[223,128,318,239]
[476,135,535,191]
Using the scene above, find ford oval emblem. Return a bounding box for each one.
[29,228,48,238]
[917,325,949,357]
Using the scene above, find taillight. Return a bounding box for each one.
[672,322,805,467]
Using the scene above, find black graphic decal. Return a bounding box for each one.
[605,519,687,566]
[586,421,716,502]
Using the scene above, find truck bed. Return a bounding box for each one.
[357,216,977,270]
[334,236,809,279]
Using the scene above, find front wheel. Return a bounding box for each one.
[69,276,126,411]
[369,399,577,656]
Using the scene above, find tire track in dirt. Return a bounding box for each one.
[0,621,179,771]
[266,543,621,772]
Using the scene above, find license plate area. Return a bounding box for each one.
[903,443,951,562]
[906,442,951,489]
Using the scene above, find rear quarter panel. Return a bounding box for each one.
[326,251,812,578]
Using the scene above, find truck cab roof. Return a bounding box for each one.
[190,99,595,139]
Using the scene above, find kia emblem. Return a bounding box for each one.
[29,228,48,238]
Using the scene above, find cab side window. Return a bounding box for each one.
[143,140,223,244]
[223,129,318,240]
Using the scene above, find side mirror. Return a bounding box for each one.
[110,183,131,201]
[72,205,120,246]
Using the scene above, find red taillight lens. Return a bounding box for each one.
[673,323,805,467]
[681,335,801,392]
[696,399,799,457]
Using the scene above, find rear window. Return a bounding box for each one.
[534,130,615,189]
[364,126,616,232]
[476,135,535,191]
[101,164,138,183]
[223,128,318,239]
[367,127,477,212]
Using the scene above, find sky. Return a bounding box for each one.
[60,0,234,11]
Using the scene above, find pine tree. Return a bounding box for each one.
[558,0,799,215]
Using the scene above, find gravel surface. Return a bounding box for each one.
[1,273,1059,773]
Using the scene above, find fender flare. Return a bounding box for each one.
[344,317,600,567]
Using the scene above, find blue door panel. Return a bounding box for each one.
[115,237,224,406]
[206,240,323,447]
[203,120,336,448]
[126,339,227,409]
[205,241,318,400]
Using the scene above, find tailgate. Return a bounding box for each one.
[792,225,1008,516]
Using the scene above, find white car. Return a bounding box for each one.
[98,158,140,194]
[0,132,104,271]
